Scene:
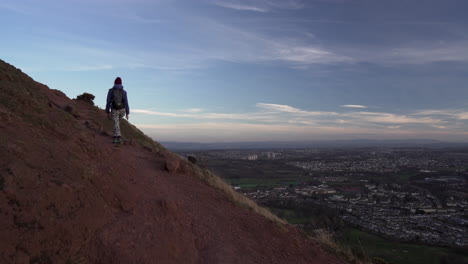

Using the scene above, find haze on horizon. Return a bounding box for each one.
[2,0,468,143]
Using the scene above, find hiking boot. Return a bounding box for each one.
[114,136,122,144]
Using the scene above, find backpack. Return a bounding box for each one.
[112,89,124,110]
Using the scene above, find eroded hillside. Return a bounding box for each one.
[0,60,343,264]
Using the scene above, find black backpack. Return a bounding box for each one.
[112,89,124,110]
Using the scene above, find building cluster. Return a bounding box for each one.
[243,182,468,247]
[288,159,402,172]
[193,147,468,247]
[287,156,467,173]
[247,154,258,161]
[193,150,280,160]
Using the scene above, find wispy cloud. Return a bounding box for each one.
[121,14,165,24]
[413,109,468,120]
[256,103,340,117]
[213,1,269,12]
[270,45,352,64]
[346,112,443,124]
[344,41,468,65]
[16,33,204,72]
[133,109,276,121]
[136,121,468,142]
[0,2,31,14]
[135,122,382,142]
[266,0,306,10]
[134,103,467,136]
[341,104,367,109]
[64,64,114,71]
[256,103,303,113]
[181,108,205,113]
[211,0,305,12]
[186,17,350,65]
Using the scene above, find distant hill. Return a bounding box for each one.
[0,59,342,264]
[162,139,468,151]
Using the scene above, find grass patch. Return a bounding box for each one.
[120,120,166,152]
[268,208,316,224]
[313,229,372,264]
[339,228,468,264]
[225,177,309,189]
[190,165,287,225]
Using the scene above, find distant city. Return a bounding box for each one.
[162,139,468,151]
[175,146,468,248]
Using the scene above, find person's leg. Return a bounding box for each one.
[115,109,126,143]
[112,109,122,143]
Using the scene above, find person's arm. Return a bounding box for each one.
[124,90,130,119]
[105,89,112,113]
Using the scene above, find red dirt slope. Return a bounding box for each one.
[0,60,344,264]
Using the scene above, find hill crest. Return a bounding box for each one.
[0,59,342,264]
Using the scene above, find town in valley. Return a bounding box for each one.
[177,146,468,249]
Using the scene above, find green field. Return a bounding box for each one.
[269,208,314,224]
[267,207,468,264]
[207,159,310,189]
[224,177,304,189]
[339,228,468,264]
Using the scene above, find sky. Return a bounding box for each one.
[1,0,468,142]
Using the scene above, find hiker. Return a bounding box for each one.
[105,77,130,144]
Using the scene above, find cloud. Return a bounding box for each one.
[136,122,468,142]
[135,103,463,127]
[256,103,302,113]
[256,103,340,117]
[64,64,114,71]
[263,0,306,10]
[213,1,269,12]
[341,105,367,109]
[270,45,352,64]
[346,111,444,124]
[432,125,447,129]
[181,108,205,113]
[211,0,305,12]
[122,14,165,24]
[0,2,31,14]
[413,109,468,120]
[12,7,351,73]
[387,43,468,64]
[345,41,468,65]
[16,33,205,72]
[458,113,468,120]
[135,122,378,142]
[133,109,276,121]
[187,17,350,65]
[132,103,468,141]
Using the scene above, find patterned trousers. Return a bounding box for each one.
[112,109,126,137]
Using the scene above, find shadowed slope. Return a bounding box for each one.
[0,60,343,264]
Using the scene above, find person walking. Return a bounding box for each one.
[105,77,130,144]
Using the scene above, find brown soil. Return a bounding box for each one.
[0,60,344,264]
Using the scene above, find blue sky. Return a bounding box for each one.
[2,0,468,142]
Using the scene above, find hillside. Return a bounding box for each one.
[0,59,343,264]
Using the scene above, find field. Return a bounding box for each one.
[268,206,468,264]
[339,228,468,264]
[206,159,310,189]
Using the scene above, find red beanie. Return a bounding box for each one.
[114,77,122,84]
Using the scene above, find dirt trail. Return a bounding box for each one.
[0,59,344,264]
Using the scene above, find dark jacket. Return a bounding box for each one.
[105,84,130,115]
